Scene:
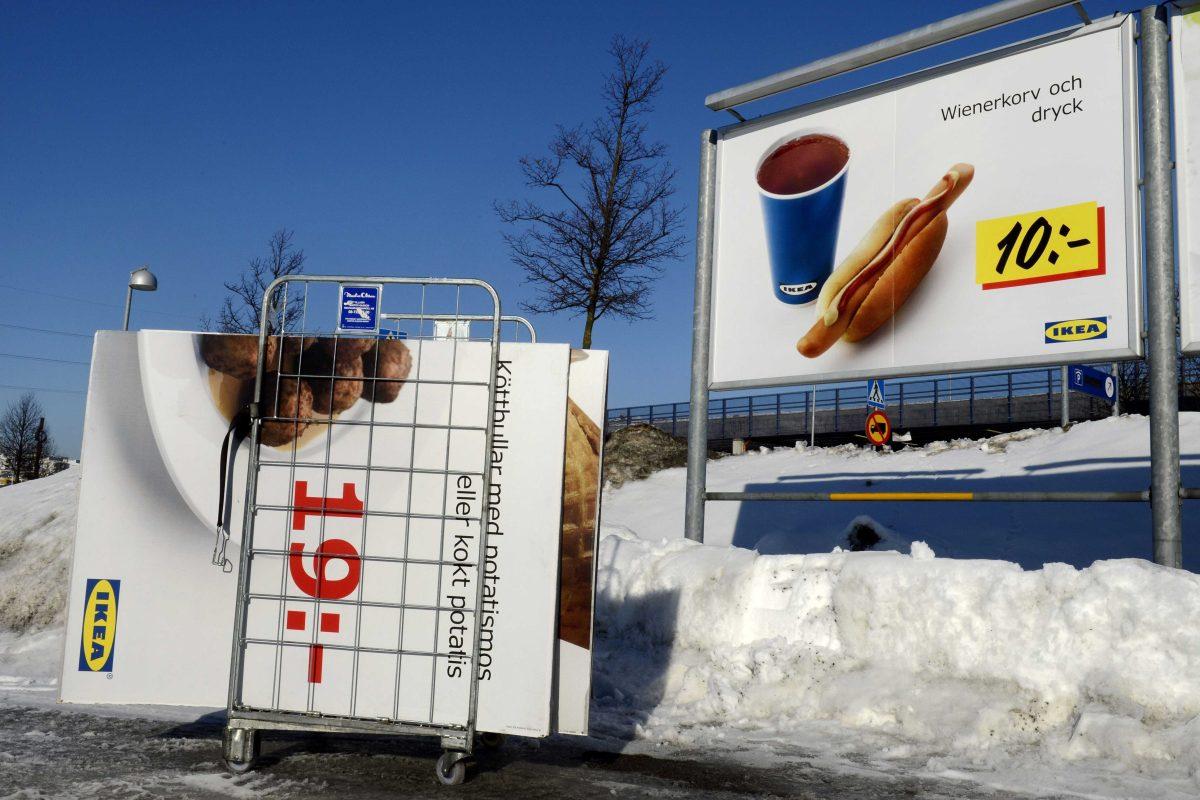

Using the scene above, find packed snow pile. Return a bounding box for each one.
[594,415,1200,795]
[0,468,79,684]
[593,531,1200,793]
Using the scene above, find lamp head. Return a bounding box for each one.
[129,266,157,292]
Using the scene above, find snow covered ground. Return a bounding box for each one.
[594,414,1200,798]
[0,467,77,691]
[3,417,1200,798]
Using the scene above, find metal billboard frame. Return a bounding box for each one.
[684,2,1184,569]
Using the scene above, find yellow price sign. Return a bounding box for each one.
[974,201,1105,290]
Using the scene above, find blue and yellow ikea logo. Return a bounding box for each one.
[1045,317,1108,344]
[77,578,120,672]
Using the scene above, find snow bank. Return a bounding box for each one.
[0,469,77,632]
[593,529,1200,793]
[0,468,78,684]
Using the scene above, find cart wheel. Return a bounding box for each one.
[223,755,258,775]
[435,752,467,786]
[477,732,505,750]
[222,727,260,775]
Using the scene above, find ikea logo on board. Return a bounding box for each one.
[77,578,120,672]
[1044,317,1108,344]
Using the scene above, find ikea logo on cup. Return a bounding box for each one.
[779,281,820,297]
[77,578,120,672]
[1044,317,1108,343]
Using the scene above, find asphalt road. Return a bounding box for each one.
[0,703,1061,799]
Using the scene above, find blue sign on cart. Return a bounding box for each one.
[1068,364,1116,404]
[337,284,382,333]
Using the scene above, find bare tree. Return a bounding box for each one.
[1117,352,1200,411]
[208,229,306,334]
[496,36,686,348]
[0,393,51,484]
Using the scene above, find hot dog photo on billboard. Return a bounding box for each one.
[708,17,1142,388]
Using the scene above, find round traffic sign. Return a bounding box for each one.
[865,410,891,445]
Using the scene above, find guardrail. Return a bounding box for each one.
[607,367,1117,442]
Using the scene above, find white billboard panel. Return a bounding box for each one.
[60,331,604,738]
[552,349,609,736]
[1172,5,1200,353]
[709,17,1141,389]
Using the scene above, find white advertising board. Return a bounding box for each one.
[553,350,609,736]
[61,331,606,738]
[1172,5,1200,353]
[709,16,1141,389]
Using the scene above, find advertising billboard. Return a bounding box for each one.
[60,331,608,738]
[553,349,609,736]
[708,16,1141,389]
[1172,5,1200,353]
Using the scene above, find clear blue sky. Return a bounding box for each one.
[1,0,1129,457]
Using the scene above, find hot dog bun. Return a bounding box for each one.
[815,198,917,320]
[797,275,879,358]
[796,164,973,358]
[845,212,947,342]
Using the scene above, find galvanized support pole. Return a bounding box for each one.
[1112,363,1120,416]
[809,389,816,447]
[1047,368,1054,419]
[1141,4,1182,568]
[122,285,134,331]
[1060,364,1070,427]
[684,130,718,543]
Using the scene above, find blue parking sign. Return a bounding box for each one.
[337,284,381,333]
[1068,364,1116,404]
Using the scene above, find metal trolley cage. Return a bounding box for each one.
[222,275,508,786]
[380,312,537,343]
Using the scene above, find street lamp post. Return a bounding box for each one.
[123,266,158,331]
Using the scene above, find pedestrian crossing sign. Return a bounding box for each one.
[867,379,886,410]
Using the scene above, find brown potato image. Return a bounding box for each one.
[308,336,375,363]
[361,340,413,403]
[306,348,364,415]
[199,333,277,380]
[558,398,602,650]
[202,333,411,449]
[258,374,313,447]
[275,336,318,373]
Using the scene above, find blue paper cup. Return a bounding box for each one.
[757,132,850,305]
